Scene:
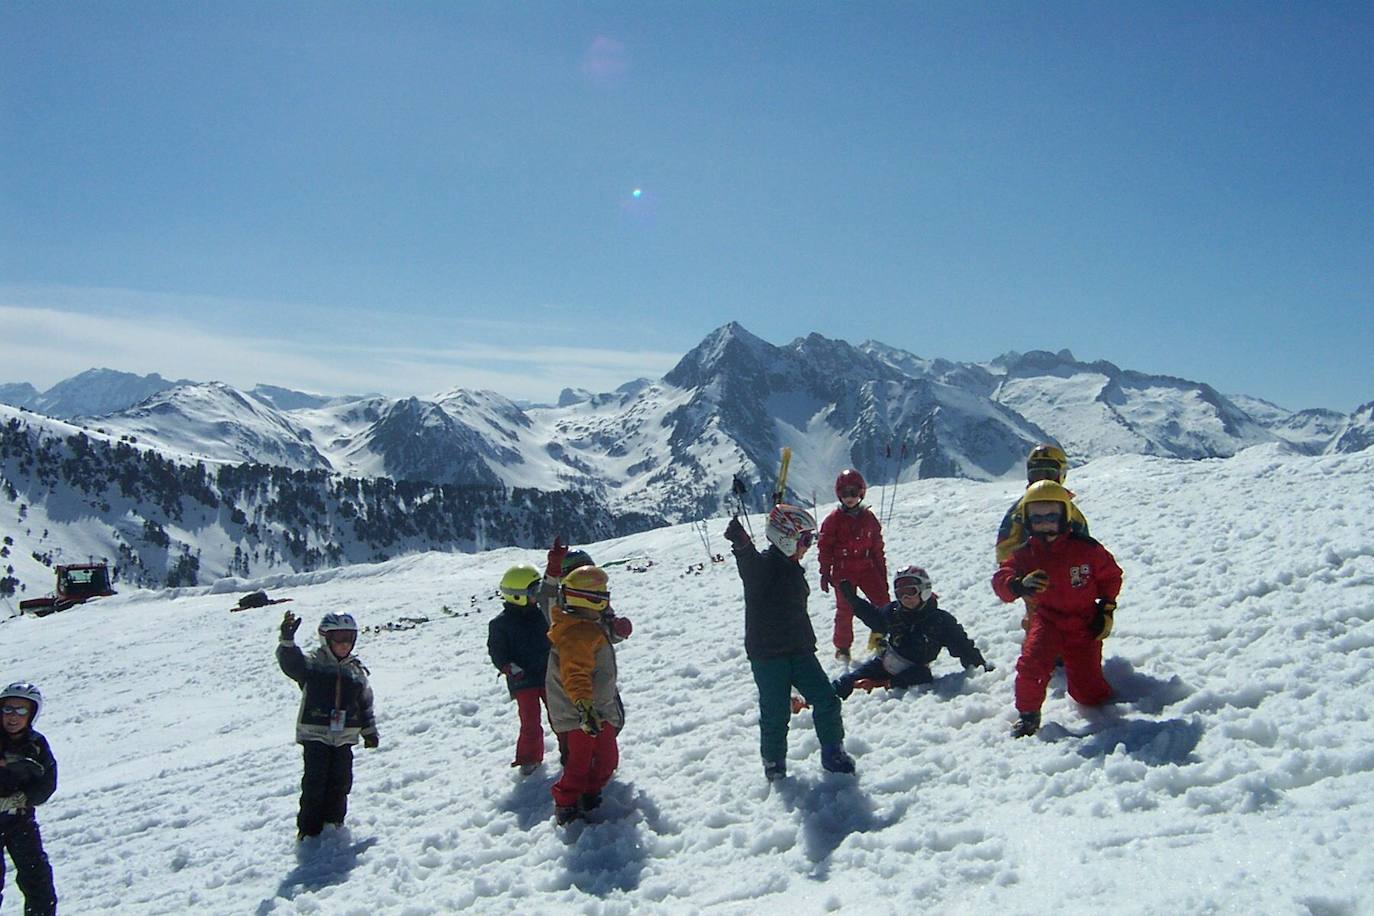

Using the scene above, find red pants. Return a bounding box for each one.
[1014,614,1111,713]
[512,687,549,766]
[551,724,619,807]
[832,568,890,651]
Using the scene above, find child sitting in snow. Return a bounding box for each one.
[277,611,380,839]
[0,682,57,916]
[542,541,632,826]
[832,567,993,699]
[488,563,552,775]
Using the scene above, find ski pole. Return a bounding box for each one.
[731,474,755,538]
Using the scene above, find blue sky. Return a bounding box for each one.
[3,2,1371,411]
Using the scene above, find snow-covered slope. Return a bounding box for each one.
[5,445,1373,913]
[85,382,332,469]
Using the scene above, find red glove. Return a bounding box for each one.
[545,537,568,578]
[611,615,633,639]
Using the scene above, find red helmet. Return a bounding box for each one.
[835,468,867,499]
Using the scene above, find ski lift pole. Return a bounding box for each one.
[886,442,908,528]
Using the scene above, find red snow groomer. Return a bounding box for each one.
[19,563,117,616]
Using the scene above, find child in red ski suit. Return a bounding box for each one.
[818,468,889,660]
[992,480,1122,739]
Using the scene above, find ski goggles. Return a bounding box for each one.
[895,585,923,598]
[1,705,32,717]
[324,631,357,643]
[562,586,610,610]
[796,530,816,548]
[838,487,862,498]
[1026,511,1063,525]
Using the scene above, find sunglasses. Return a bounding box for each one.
[1027,512,1062,525]
[1,705,32,717]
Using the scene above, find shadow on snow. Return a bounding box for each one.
[555,780,665,896]
[255,831,378,915]
[774,774,903,879]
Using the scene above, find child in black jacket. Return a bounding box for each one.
[833,567,993,699]
[0,682,57,916]
[488,563,554,774]
[278,611,379,840]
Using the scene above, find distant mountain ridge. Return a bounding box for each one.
[2,324,1370,531]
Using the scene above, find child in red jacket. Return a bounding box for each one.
[993,480,1122,738]
[818,468,889,661]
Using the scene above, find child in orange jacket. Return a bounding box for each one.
[541,541,632,826]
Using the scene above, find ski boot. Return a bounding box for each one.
[831,677,854,700]
[820,744,856,774]
[834,647,851,663]
[763,759,787,782]
[1011,712,1041,739]
[554,805,582,827]
[578,792,602,813]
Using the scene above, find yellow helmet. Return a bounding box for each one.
[1022,479,1073,535]
[1026,444,1069,483]
[499,564,541,606]
[561,565,610,613]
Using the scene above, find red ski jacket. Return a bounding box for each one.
[818,505,887,581]
[992,534,1122,636]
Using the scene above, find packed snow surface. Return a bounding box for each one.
[4,446,1374,914]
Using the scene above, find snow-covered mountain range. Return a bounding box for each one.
[1,323,1370,593]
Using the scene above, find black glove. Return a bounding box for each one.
[837,580,857,603]
[363,732,379,749]
[1009,569,1050,597]
[1090,599,1117,640]
[967,655,995,673]
[819,572,832,593]
[280,611,301,641]
[723,517,750,549]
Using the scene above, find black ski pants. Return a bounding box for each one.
[0,813,57,916]
[298,742,353,838]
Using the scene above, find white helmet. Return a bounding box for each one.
[893,565,933,603]
[766,504,816,556]
[1,682,42,724]
[318,612,359,646]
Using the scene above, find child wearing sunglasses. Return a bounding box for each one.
[831,567,993,700]
[993,480,1122,739]
[278,611,380,839]
[817,468,890,662]
[725,504,856,781]
[0,682,57,916]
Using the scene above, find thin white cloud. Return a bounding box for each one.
[0,300,681,403]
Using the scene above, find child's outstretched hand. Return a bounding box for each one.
[546,537,568,578]
[280,611,301,641]
[723,516,750,549]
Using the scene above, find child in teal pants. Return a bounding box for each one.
[725,506,856,780]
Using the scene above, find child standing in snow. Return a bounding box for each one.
[0,682,57,916]
[277,611,380,839]
[488,564,552,774]
[818,468,890,661]
[832,568,993,699]
[724,505,856,781]
[542,542,632,826]
[992,480,1122,738]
